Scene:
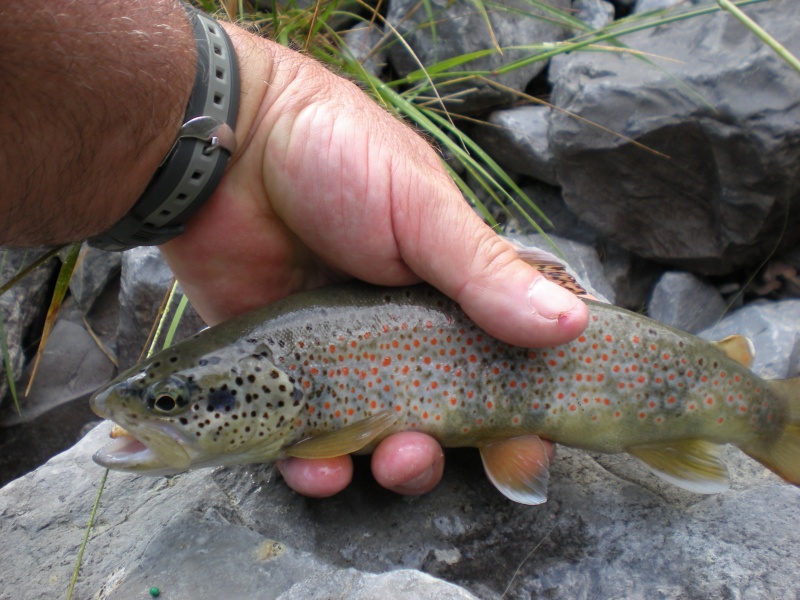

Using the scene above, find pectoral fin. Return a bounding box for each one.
[513,244,591,299]
[285,411,398,459]
[627,439,730,494]
[713,335,755,368]
[479,435,551,505]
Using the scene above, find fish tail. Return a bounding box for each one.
[740,376,800,487]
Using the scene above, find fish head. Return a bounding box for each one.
[90,338,306,475]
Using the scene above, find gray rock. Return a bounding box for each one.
[0,248,58,407]
[699,299,800,380]
[648,271,727,333]
[117,247,205,371]
[574,0,615,28]
[599,242,663,310]
[634,0,684,13]
[68,244,121,313]
[549,0,800,275]
[472,106,559,185]
[387,0,572,113]
[342,25,389,78]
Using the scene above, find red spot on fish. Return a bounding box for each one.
[382,357,391,367]
[570,405,577,412]
[576,374,583,382]
[549,360,557,367]
[605,335,614,343]
[639,412,646,419]
[706,397,714,405]
[662,353,671,360]
[578,336,587,343]
[632,335,640,344]
[308,406,316,414]
[450,398,457,406]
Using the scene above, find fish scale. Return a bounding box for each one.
[91,282,800,505]
[260,293,775,453]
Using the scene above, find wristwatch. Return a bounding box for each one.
[90,4,240,251]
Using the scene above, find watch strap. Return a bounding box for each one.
[90,4,240,251]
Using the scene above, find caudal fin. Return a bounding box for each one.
[741,377,800,487]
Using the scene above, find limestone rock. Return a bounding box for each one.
[648,271,727,333]
[549,0,800,274]
[387,0,572,113]
[471,106,559,185]
[117,247,205,371]
[574,0,615,28]
[0,249,58,407]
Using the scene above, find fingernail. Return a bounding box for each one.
[528,276,581,320]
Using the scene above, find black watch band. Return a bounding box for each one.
[90,4,240,251]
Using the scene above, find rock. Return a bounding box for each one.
[386,0,572,113]
[574,0,615,28]
[68,244,121,313]
[0,299,115,485]
[698,299,800,380]
[116,247,206,371]
[634,0,685,12]
[549,0,800,275]
[342,24,389,78]
[471,106,559,185]
[599,242,663,310]
[648,271,727,333]
[0,248,58,407]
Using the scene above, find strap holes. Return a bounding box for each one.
[191,171,204,181]
[213,92,223,107]
[216,67,225,81]
[213,43,223,56]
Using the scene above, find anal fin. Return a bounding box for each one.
[627,439,730,494]
[285,411,398,459]
[479,435,551,505]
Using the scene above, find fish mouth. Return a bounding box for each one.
[91,386,192,475]
[92,422,192,475]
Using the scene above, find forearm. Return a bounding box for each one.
[1,0,195,246]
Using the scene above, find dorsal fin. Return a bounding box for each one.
[284,411,398,459]
[479,435,551,505]
[713,335,755,368]
[514,246,591,299]
[627,439,730,494]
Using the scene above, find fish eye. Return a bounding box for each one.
[145,376,190,416]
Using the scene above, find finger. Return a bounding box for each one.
[384,148,588,349]
[277,455,353,498]
[371,432,445,495]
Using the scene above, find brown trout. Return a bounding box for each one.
[91,283,800,504]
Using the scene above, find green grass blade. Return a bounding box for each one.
[24,243,82,398]
[66,468,108,600]
[0,319,20,416]
[717,0,800,74]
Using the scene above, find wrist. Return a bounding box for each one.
[91,4,240,251]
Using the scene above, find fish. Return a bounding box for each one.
[90,275,800,505]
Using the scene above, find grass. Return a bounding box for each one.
[0,0,794,597]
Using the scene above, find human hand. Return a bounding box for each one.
[158,26,587,498]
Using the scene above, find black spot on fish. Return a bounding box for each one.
[262,386,271,394]
[179,417,188,425]
[278,385,287,393]
[278,340,286,348]
[250,410,257,417]
[247,374,256,383]
[262,412,269,419]
[235,377,244,386]
[207,388,237,413]
[270,370,280,379]
[278,400,285,408]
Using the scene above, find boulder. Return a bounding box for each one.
[549,0,800,274]
[387,0,572,113]
[648,271,727,333]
